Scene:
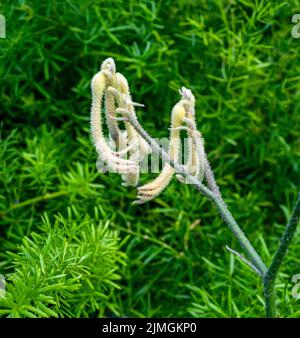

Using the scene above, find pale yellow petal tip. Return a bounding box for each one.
[91,72,105,92]
[179,86,194,101]
[101,57,116,73]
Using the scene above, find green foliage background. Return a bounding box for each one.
[0,0,300,317]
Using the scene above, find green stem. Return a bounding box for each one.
[263,193,300,317]
[0,190,68,217]
[125,111,300,317]
[126,113,267,275]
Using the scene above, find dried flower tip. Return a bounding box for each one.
[101,57,116,74]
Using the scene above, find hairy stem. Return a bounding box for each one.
[204,153,221,198]
[126,112,267,274]
[225,245,262,276]
[263,193,300,317]
[124,111,300,317]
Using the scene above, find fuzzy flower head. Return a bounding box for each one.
[91,58,205,203]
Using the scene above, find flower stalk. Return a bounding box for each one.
[90,57,300,317]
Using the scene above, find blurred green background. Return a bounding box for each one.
[0,0,300,317]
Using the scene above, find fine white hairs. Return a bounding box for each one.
[90,57,205,203]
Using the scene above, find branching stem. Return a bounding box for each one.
[263,193,300,317]
[125,112,267,274]
[124,111,300,317]
[97,63,300,317]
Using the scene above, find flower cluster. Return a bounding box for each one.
[90,58,205,204]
